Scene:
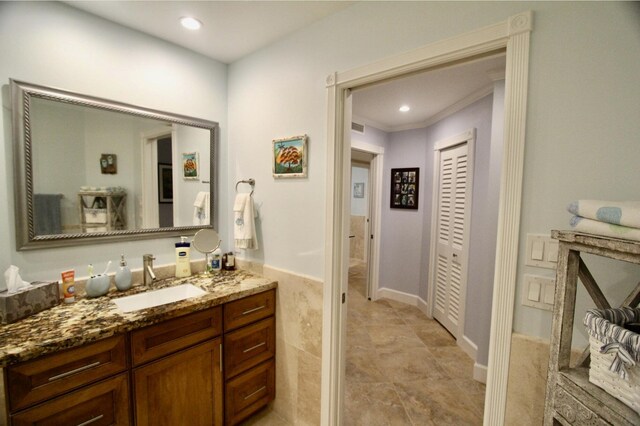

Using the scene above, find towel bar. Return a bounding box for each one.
[236,179,255,196]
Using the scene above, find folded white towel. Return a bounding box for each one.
[570,215,640,242]
[234,193,258,250]
[193,192,210,225]
[568,200,640,229]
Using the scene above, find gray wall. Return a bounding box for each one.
[374,94,497,363]
[379,128,429,296]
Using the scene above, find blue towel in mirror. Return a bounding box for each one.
[34,193,63,235]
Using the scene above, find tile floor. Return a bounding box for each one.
[243,262,485,425]
[343,262,485,425]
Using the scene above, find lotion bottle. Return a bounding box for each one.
[211,245,222,272]
[175,236,191,278]
[115,254,132,291]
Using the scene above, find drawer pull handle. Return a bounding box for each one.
[244,386,266,400]
[242,305,266,315]
[48,361,101,381]
[77,414,104,426]
[243,341,266,353]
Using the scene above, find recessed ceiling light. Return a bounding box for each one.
[180,17,202,30]
[399,105,410,112]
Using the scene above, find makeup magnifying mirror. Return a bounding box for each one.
[192,229,221,275]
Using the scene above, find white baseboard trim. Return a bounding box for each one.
[376,287,420,306]
[473,362,488,384]
[459,334,478,361]
[376,287,431,313]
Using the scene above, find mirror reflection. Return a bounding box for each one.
[12,80,218,250]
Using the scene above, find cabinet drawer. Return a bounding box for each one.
[11,373,130,426]
[225,360,275,426]
[131,307,222,366]
[224,290,275,332]
[224,317,275,379]
[8,335,127,412]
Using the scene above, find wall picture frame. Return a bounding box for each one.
[273,134,308,178]
[158,163,173,203]
[182,152,199,180]
[353,182,365,198]
[100,153,117,174]
[390,167,419,209]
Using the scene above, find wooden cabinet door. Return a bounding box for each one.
[11,373,130,426]
[133,339,222,426]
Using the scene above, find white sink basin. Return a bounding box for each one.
[113,284,206,313]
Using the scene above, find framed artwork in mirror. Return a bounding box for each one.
[353,182,365,198]
[158,163,173,203]
[182,152,199,180]
[100,153,117,174]
[390,167,419,209]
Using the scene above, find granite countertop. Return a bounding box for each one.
[0,269,277,367]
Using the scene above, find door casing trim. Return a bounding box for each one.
[322,11,532,425]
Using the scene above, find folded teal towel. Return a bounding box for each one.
[568,200,640,229]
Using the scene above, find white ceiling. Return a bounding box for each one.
[352,53,506,132]
[64,1,354,64]
[63,1,505,130]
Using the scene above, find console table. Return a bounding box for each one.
[543,230,640,425]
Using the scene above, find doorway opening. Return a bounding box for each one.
[141,127,176,229]
[323,12,532,426]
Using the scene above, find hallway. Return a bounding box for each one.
[344,262,485,425]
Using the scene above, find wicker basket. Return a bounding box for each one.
[84,208,107,224]
[584,307,640,413]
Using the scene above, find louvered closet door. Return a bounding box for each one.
[433,142,470,337]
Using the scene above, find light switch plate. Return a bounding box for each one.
[525,234,558,269]
[522,274,555,311]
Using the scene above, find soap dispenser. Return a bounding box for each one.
[115,254,132,291]
[175,236,192,278]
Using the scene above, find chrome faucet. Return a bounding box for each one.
[143,254,156,286]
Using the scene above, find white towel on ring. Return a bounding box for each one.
[234,193,258,250]
[193,191,210,225]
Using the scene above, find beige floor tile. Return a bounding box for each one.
[366,324,425,351]
[411,322,457,347]
[344,382,413,426]
[345,263,485,424]
[394,378,483,425]
[239,406,290,426]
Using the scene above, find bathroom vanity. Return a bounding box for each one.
[0,270,276,425]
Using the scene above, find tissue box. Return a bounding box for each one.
[0,281,60,324]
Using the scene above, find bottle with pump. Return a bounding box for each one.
[175,236,192,278]
[211,245,222,272]
[115,254,132,291]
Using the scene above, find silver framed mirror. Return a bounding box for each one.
[11,79,218,250]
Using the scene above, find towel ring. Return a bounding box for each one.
[235,178,255,196]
